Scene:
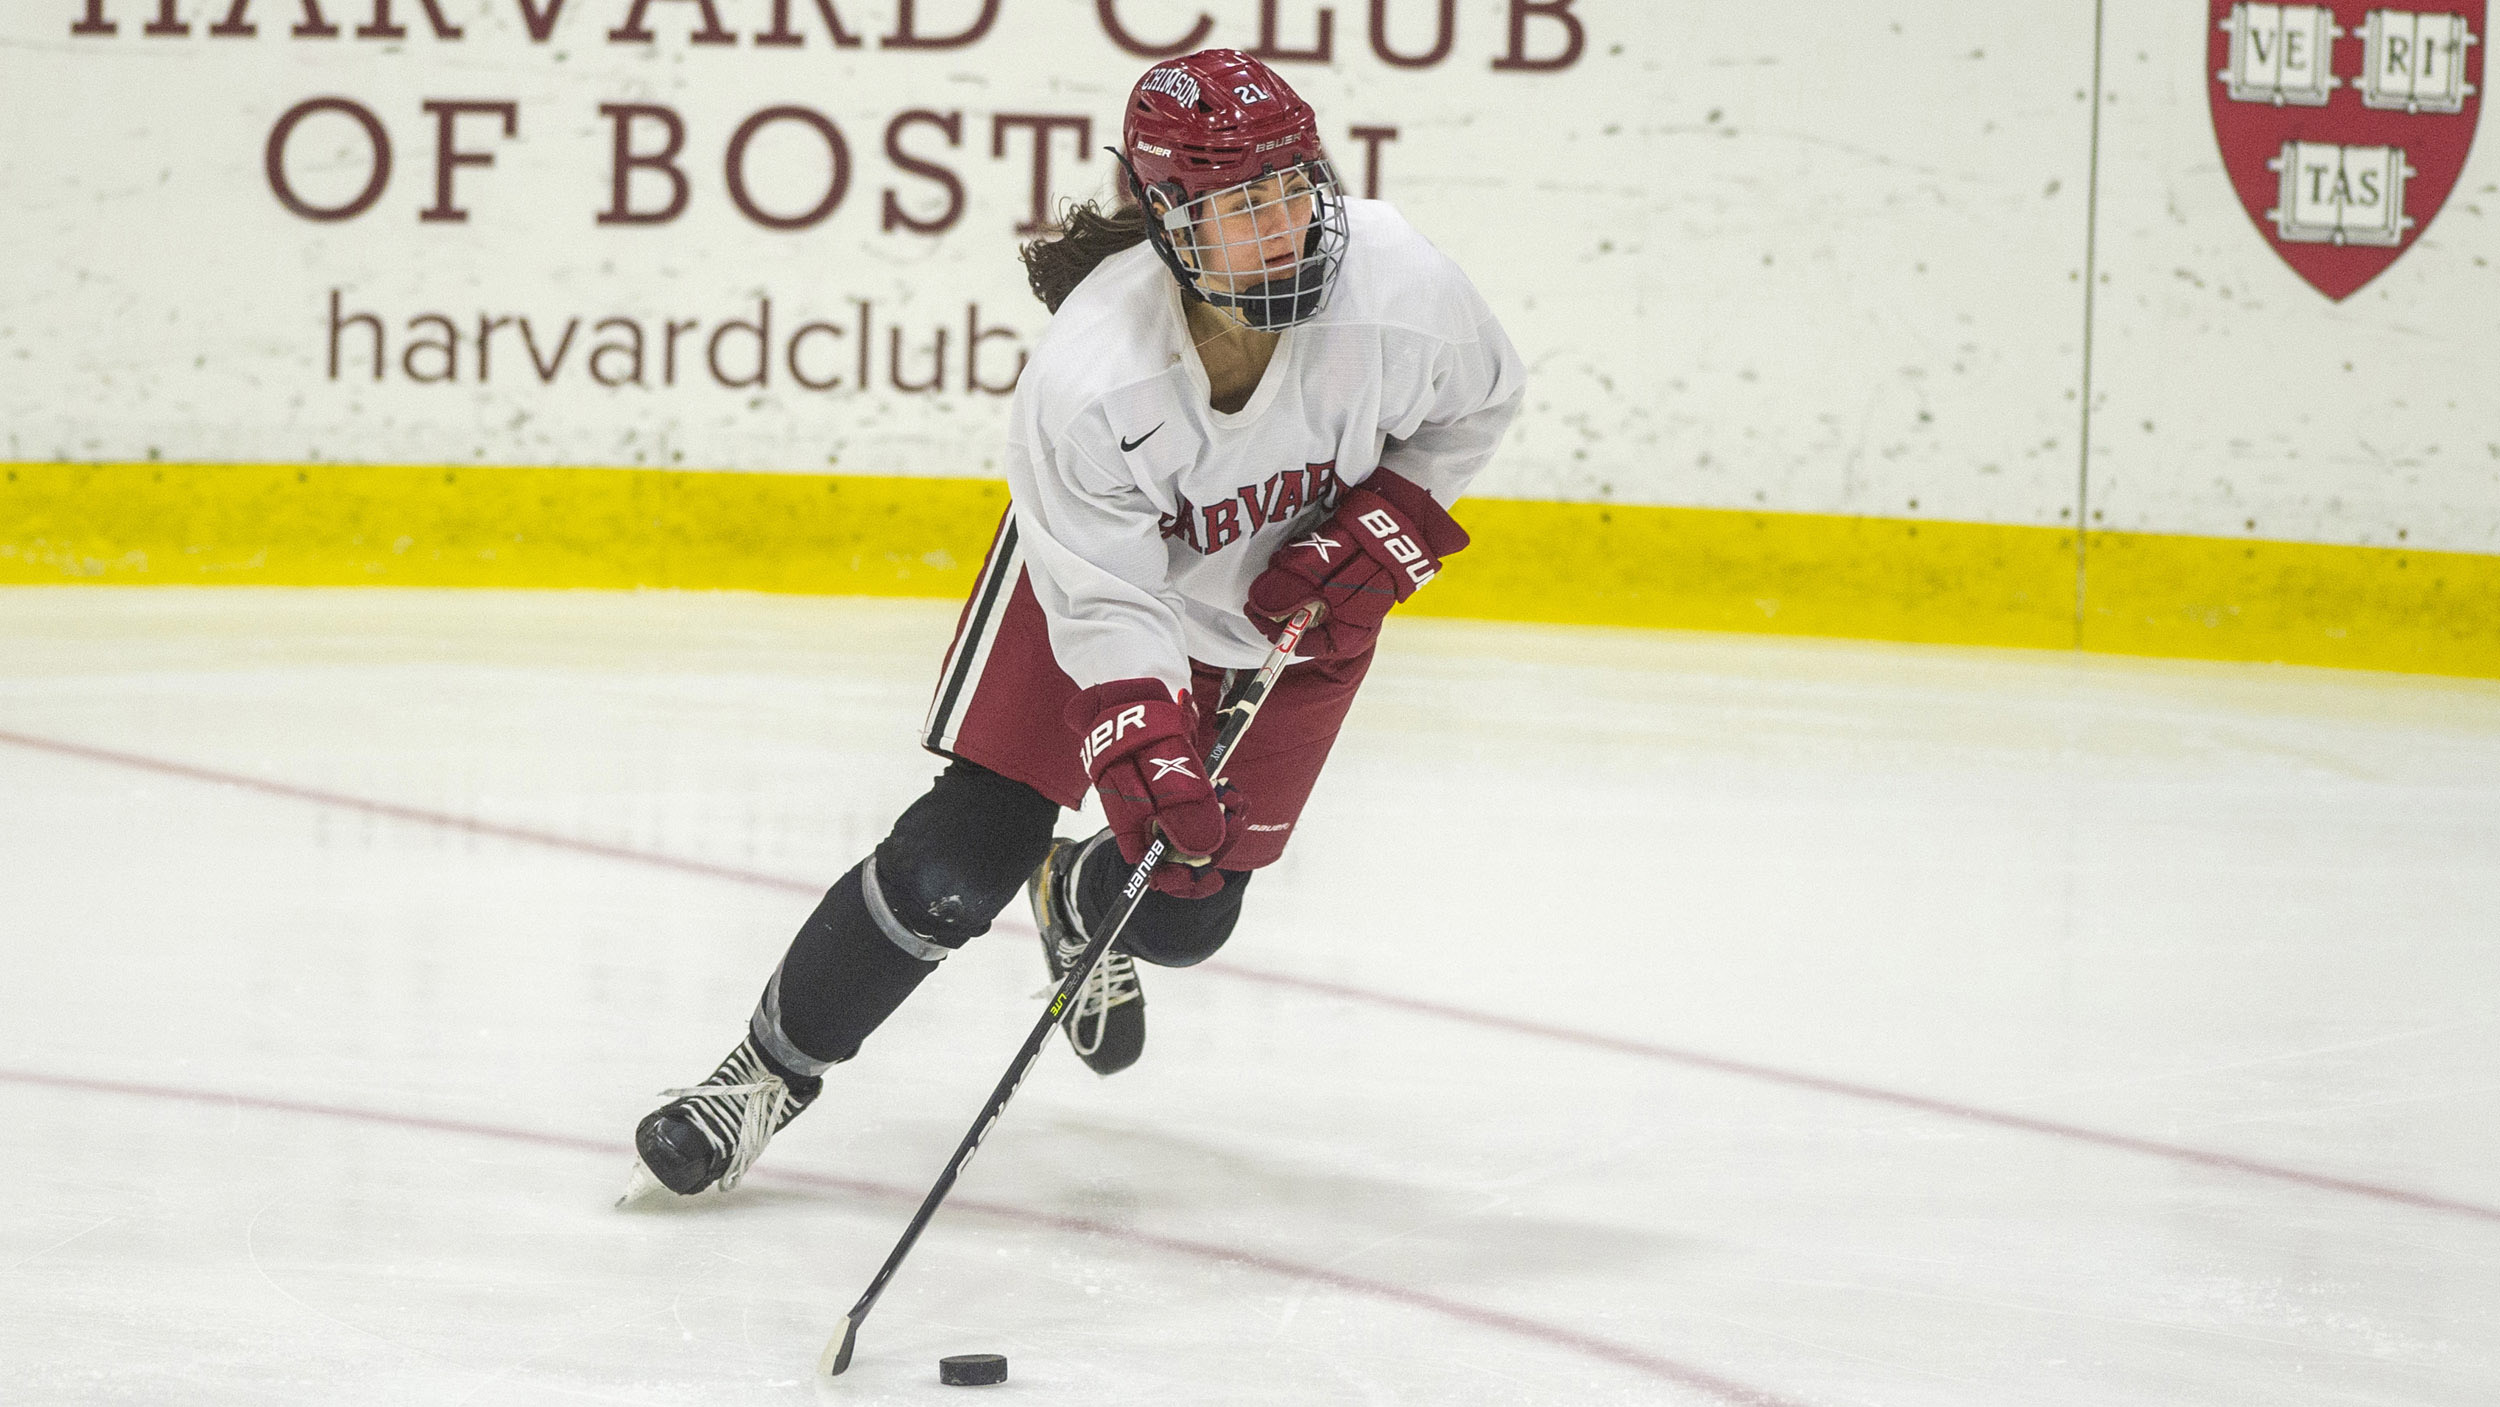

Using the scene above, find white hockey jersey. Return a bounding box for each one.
[1005,197,1526,694]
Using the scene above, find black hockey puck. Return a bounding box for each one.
[939,1353,1008,1386]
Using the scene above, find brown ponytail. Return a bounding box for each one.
[1019,196,1153,313]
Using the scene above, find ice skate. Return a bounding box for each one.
[620,1035,821,1203]
[1029,832,1146,1076]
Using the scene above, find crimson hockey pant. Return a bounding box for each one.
[749,758,1255,1077]
[920,516,1376,868]
[750,514,1379,1076]
[748,514,1379,1076]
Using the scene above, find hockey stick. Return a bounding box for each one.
[820,601,1322,1377]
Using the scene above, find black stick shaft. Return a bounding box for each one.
[821,604,1320,1376]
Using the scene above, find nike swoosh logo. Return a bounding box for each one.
[1120,424,1164,453]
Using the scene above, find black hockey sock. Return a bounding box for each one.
[1072,837,1256,968]
[754,864,941,1073]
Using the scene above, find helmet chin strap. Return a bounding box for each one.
[1112,149,1210,308]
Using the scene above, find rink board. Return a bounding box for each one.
[6,460,2494,679]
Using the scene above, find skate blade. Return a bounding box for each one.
[615,1158,669,1208]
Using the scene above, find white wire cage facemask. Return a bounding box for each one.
[1147,159,1351,332]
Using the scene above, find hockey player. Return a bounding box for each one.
[627,48,1524,1199]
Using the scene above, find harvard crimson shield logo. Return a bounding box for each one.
[2210,2,2485,300]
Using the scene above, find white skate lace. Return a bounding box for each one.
[658,1046,795,1192]
[1057,934,1141,1059]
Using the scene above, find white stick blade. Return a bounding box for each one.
[818,1316,857,1376]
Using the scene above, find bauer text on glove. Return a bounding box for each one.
[1244,468,1469,659]
[1066,679,1246,899]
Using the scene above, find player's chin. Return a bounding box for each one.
[1217,266,1290,294]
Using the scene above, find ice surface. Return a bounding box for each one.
[2,588,2497,1405]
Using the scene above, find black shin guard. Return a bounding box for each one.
[755,760,1060,1071]
[754,865,939,1073]
[1071,836,1255,968]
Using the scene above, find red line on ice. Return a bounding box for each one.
[5,724,2495,1227]
[1191,965,2500,1225]
[0,1066,1802,1407]
[0,726,801,893]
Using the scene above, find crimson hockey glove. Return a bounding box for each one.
[1245,468,1470,660]
[1067,679,1246,900]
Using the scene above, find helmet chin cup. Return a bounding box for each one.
[1200,258,1331,332]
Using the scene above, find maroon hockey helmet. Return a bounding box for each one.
[1118,49,1351,331]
